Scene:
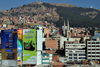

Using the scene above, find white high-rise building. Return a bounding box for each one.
[65,41,86,62]
[87,38,100,61]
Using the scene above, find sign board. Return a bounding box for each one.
[1,29,17,60]
[17,29,22,60]
[1,29,17,66]
[23,29,36,64]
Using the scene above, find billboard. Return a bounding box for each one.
[23,29,36,64]
[17,29,22,60]
[1,29,17,60]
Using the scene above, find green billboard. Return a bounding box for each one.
[23,29,36,64]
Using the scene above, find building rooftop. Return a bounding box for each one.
[45,39,58,49]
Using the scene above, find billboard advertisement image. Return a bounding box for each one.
[17,29,22,60]
[1,29,17,60]
[23,29,36,64]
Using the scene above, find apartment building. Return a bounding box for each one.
[87,39,100,61]
[65,41,86,62]
[42,53,50,65]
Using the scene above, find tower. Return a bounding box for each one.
[66,19,71,38]
[63,20,66,36]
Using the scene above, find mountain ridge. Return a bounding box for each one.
[0,2,100,27]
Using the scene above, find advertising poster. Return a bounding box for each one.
[23,29,36,64]
[1,29,17,60]
[17,29,22,60]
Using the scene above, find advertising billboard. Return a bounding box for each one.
[17,29,22,60]
[1,29,17,60]
[23,29,36,64]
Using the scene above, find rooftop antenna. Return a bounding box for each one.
[90,5,93,8]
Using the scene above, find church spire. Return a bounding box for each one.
[66,19,71,38]
[64,20,66,27]
[67,19,69,30]
[63,20,66,36]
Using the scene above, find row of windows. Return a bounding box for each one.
[69,57,86,59]
[88,49,100,50]
[88,45,100,47]
[76,51,85,53]
[88,56,100,57]
[66,51,85,53]
[88,59,100,60]
[79,54,85,56]
[88,52,100,54]
[66,42,74,44]
[66,45,85,47]
[69,54,77,56]
[42,56,49,58]
[88,42,100,44]
[69,54,85,56]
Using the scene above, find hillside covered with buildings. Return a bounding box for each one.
[0,2,100,28]
[0,2,100,67]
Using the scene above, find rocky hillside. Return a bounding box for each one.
[0,2,100,27]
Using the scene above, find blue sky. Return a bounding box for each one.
[0,0,100,10]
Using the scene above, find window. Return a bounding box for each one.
[69,51,72,53]
[88,52,91,54]
[79,54,82,56]
[68,42,71,44]
[88,56,91,57]
[88,46,91,47]
[74,54,77,56]
[92,42,95,44]
[92,52,95,54]
[79,57,82,59]
[79,54,85,56]
[88,42,91,44]
[96,42,99,44]
[81,45,85,47]
[96,52,99,54]
[69,57,72,59]
[79,57,86,59]
[82,54,85,56]
[74,57,77,59]
[96,49,99,50]
[82,57,86,59]
[69,54,72,56]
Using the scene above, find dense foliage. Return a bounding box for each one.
[42,3,100,28]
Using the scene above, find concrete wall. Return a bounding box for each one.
[36,51,42,65]
[2,60,17,66]
[60,36,75,49]
[36,30,45,65]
